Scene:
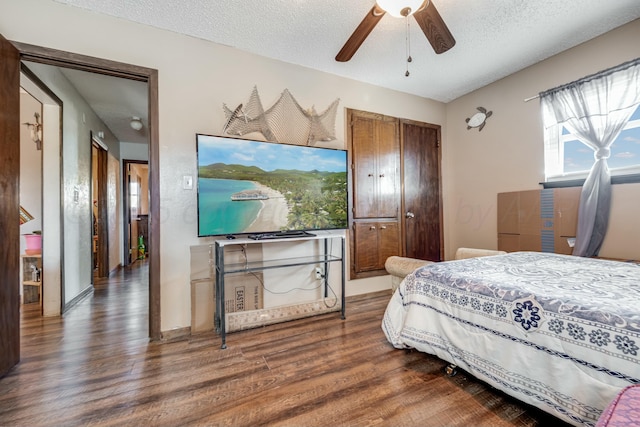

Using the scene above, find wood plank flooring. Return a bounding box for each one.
[0,260,570,426]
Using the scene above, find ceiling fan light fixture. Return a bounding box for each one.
[130,116,143,131]
[376,0,427,18]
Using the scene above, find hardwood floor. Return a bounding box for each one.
[0,261,570,427]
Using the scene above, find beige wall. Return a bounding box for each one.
[0,0,445,332]
[444,19,640,261]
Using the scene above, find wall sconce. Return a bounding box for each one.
[23,112,42,150]
[130,116,143,131]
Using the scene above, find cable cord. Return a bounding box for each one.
[240,239,339,307]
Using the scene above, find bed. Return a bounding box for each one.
[382,251,640,426]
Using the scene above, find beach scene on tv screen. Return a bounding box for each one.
[197,135,348,236]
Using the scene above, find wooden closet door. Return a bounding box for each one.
[401,121,442,262]
[353,222,380,272]
[353,221,400,273]
[351,115,399,218]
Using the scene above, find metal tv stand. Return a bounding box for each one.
[214,232,345,349]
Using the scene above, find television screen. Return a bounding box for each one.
[196,134,348,237]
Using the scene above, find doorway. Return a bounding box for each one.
[15,44,160,335]
[123,160,149,267]
[1,35,161,377]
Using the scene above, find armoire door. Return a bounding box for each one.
[401,120,443,262]
[351,113,399,219]
[348,109,401,279]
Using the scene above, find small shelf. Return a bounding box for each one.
[214,232,346,349]
[222,254,343,274]
[21,254,42,306]
[23,280,42,286]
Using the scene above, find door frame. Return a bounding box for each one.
[91,134,109,278]
[0,33,21,377]
[123,159,149,267]
[11,40,161,340]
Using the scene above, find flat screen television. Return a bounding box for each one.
[196,134,348,237]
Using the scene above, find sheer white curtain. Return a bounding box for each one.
[540,58,640,257]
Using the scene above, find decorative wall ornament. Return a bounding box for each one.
[222,87,339,146]
[465,106,492,131]
[23,112,43,150]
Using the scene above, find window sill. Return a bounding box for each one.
[541,173,640,188]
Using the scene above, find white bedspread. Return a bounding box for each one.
[382,252,640,426]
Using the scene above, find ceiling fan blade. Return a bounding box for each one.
[335,5,386,62]
[413,1,456,54]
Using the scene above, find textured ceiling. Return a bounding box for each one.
[36,0,640,145]
[52,0,640,103]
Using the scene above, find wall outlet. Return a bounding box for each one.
[314,267,324,280]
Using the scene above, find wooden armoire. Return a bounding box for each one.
[349,110,401,279]
[347,109,443,279]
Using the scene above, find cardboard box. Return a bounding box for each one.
[220,273,264,313]
[209,244,264,314]
[190,242,265,333]
[497,187,581,254]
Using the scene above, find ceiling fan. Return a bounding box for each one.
[335,0,456,62]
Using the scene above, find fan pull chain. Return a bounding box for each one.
[405,16,412,77]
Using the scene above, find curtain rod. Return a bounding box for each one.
[523,56,640,103]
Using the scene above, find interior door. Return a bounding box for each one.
[95,142,109,277]
[401,121,443,262]
[0,33,21,377]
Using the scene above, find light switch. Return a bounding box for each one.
[182,175,193,190]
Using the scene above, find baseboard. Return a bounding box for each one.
[62,285,93,314]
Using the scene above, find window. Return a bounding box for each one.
[545,104,640,181]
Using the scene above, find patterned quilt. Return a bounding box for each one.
[382,252,640,426]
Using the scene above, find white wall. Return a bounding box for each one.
[19,91,42,304]
[19,92,42,240]
[120,142,149,162]
[444,19,640,261]
[20,75,63,316]
[1,0,446,333]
